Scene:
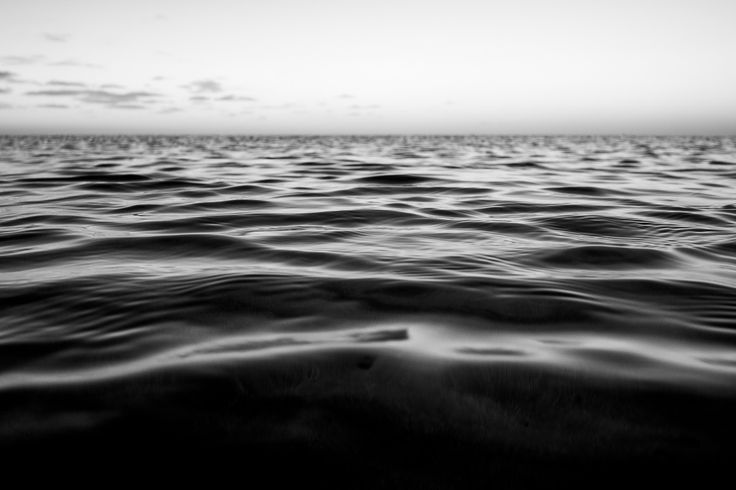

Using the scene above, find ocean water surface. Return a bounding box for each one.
[1,135,735,486]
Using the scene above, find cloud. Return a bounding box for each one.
[186,79,223,93]
[1,55,99,69]
[2,55,101,69]
[25,89,161,108]
[47,80,87,87]
[100,83,124,89]
[112,104,146,110]
[0,71,21,83]
[349,104,380,109]
[26,89,81,96]
[0,88,11,94]
[0,55,44,65]
[158,107,182,114]
[80,91,160,105]
[217,95,256,102]
[37,103,69,109]
[0,71,33,85]
[43,33,70,42]
[189,95,210,102]
[0,71,43,86]
[48,59,102,69]
[0,103,13,109]
[337,93,354,99]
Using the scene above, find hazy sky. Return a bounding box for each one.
[1,0,735,134]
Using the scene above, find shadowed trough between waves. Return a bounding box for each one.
[1,135,736,486]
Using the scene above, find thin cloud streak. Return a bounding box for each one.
[48,59,102,69]
[43,33,70,42]
[1,55,101,70]
[80,91,159,105]
[0,71,23,83]
[25,89,161,109]
[47,80,87,87]
[0,55,44,65]
[185,80,223,93]
[113,104,146,110]
[217,95,256,102]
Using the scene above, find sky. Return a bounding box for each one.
[1,0,735,134]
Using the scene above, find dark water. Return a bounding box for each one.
[1,135,736,486]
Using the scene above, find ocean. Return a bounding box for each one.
[1,135,735,487]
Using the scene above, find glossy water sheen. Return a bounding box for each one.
[1,135,736,391]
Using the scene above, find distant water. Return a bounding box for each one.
[1,135,736,485]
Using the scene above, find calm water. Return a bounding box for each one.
[1,135,736,485]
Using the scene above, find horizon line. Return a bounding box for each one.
[1,132,735,137]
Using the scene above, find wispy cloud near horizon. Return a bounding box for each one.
[0,55,45,65]
[0,71,24,84]
[217,95,256,102]
[42,33,70,43]
[47,59,102,69]
[37,103,70,109]
[46,80,87,87]
[25,89,161,109]
[185,80,223,94]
